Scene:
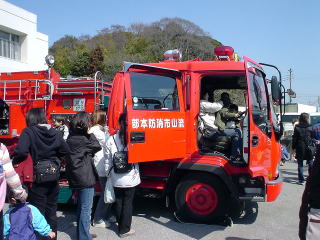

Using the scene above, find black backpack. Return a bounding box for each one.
[112,136,132,174]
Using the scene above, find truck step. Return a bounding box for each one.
[239,194,265,202]
[139,180,166,190]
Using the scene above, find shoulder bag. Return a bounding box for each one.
[112,135,132,174]
[34,159,60,183]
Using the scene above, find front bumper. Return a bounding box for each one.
[266,172,283,202]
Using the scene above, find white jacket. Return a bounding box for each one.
[105,133,141,188]
[88,125,108,177]
[199,100,223,130]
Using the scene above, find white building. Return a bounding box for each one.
[0,0,48,72]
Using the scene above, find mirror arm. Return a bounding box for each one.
[259,63,283,124]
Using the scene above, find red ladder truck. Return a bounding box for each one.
[0,60,112,202]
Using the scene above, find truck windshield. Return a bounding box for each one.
[130,72,179,111]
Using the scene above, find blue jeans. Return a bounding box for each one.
[93,177,113,223]
[297,159,313,182]
[219,128,242,157]
[76,187,94,240]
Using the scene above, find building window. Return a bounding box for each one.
[0,30,21,60]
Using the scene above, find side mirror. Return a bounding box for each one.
[271,76,281,102]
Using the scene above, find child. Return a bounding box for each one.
[0,142,27,240]
[3,191,55,240]
[280,144,289,166]
[52,115,69,140]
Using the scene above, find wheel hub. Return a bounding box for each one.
[185,183,218,215]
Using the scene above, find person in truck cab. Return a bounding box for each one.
[225,104,241,129]
[199,91,223,139]
[215,92,244,161]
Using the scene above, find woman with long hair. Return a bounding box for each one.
[105,113,140,238]
[13,108,69,240]
[66,112,101,240]
[292,112,315,184]
[89,110,113,227]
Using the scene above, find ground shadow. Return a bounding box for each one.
[132,196,259,240]
[56,204,77,239]
[281,169,309,184]
[233,201,258,225]
[225,238,263,240]
[55,194,259,239]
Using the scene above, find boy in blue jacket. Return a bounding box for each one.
[3,192,55,240]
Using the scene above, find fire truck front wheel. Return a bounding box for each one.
[174,173,228,223]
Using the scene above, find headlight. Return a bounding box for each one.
[45,55,55,67]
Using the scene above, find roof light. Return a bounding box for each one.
[214,46,234,61]
[164,49,182,61]
[45,55,55,67]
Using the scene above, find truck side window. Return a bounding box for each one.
[249,71,269,134]
[130,72,179,111]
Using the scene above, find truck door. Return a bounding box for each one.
[245,57,272,176]
[124,63,186,163]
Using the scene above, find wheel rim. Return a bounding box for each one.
[185,183,218,215]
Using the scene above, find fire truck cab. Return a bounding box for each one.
[108,46,283,222]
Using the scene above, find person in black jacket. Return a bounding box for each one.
[292,113,315,184]
[66,112,101,240]
[13,108,70,240]
[299,144,320,240]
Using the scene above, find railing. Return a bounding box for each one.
[55,73,112,109]
[0,79,54,102]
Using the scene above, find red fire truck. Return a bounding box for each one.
[107,46,283,222]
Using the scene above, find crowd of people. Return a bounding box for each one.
[0,108,139,240]
[0,104,319,239]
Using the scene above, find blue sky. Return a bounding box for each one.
[7,0,320,104]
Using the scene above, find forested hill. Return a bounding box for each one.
[49,18,222,79]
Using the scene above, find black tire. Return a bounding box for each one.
[174,173,228,223]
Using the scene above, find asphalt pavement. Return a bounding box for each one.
[53,160,306,240]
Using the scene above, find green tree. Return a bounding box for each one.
[89,46,105,75]
[50,18,222,79]
[70,50,90,76]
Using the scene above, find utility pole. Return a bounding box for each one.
[289,68,293,103]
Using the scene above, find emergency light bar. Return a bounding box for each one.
[214,46,234,61]
[164,49,182,61]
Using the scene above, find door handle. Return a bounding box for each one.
[252,135,259,147]
[130,132,145,143]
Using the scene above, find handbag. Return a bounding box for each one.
[34,159,60,184]
[307,143,316,156]
[104,178,115,203]
[112,136,132,174]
